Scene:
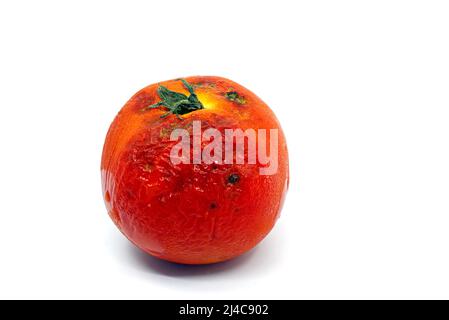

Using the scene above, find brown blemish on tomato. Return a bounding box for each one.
[109,208,121,226]
[225,91,246,104]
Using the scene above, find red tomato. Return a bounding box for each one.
[102,76,289,264]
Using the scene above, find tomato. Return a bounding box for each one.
[101,76,289,264]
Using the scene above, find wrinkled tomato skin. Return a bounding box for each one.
[101,76,289,264]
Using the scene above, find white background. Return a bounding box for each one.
[0,0,448,299]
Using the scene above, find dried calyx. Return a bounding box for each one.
[142,79,204,120]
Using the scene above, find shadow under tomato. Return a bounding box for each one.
[107,224,283,281]
[126,241,261,278]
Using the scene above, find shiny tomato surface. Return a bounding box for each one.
[102,76,289,264]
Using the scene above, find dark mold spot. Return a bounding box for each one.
[227,173,240,185]
[209,202,218,210]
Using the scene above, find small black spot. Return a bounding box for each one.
[209,202,218,209]
[227,173,240,185]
